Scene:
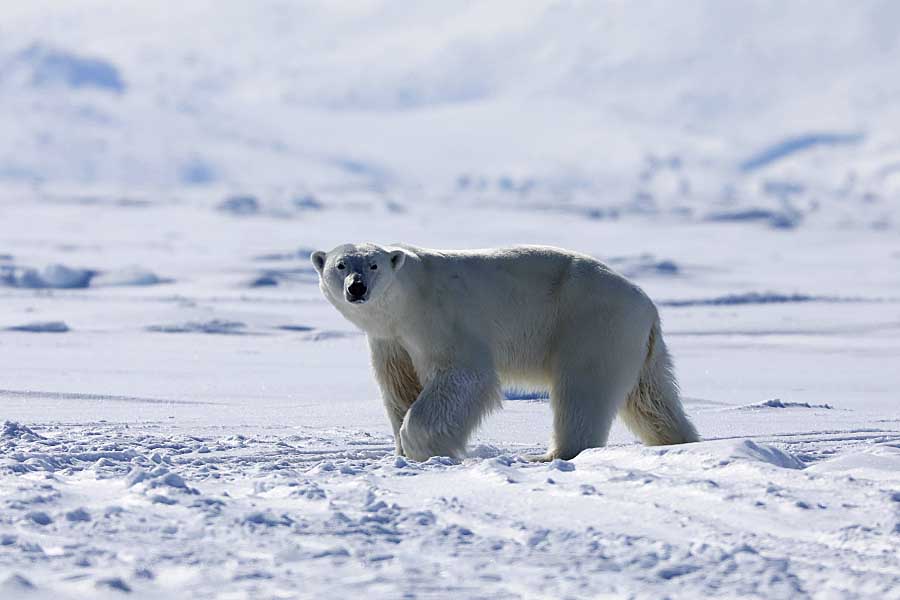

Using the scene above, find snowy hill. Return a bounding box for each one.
[3,0,900,227]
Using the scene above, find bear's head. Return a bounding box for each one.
[311,243,406,308]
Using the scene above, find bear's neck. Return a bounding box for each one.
[357,262,424,341]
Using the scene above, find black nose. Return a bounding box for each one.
[348,280,367,299]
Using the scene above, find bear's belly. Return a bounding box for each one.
[491,330,555,385]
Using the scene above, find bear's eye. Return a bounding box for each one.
[370,264,378,270]
[336,262,346,270]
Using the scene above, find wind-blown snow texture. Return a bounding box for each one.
[1,2,900,599]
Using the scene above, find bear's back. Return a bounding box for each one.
[395,246,648,375]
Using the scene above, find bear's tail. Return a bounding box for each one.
[619,317,699,445]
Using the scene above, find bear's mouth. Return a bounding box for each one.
[344,290,369,304]
[344,275,369,304]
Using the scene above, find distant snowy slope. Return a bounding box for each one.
[1,0,900,227]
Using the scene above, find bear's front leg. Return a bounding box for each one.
[369,338,422,456]
[400,367,501,462]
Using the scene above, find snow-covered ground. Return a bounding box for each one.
[2,2,900,598]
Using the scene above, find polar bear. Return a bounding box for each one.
[311,243,698,461]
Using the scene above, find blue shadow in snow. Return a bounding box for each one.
[19,44,125,93]
[740,132,863,172]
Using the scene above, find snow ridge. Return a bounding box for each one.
[1,422,898,599]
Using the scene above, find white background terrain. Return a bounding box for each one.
[1,2,899,598]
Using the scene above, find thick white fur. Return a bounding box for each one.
[312,243,699,461]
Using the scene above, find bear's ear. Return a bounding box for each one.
[389,249,406,271]
[310,251,327,274]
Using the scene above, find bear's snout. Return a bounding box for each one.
[346,276,368,303]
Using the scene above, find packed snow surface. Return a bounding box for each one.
[2,1,900,599]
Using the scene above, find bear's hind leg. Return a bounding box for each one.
[543,339,645,461]
[400,367,501,461]
[541,368,622,461]
[539,306,652,462]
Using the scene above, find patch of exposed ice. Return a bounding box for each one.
[146,320,249,335]
[91,266,168,287]
[5,321,70,333]
[0,264,94,289]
